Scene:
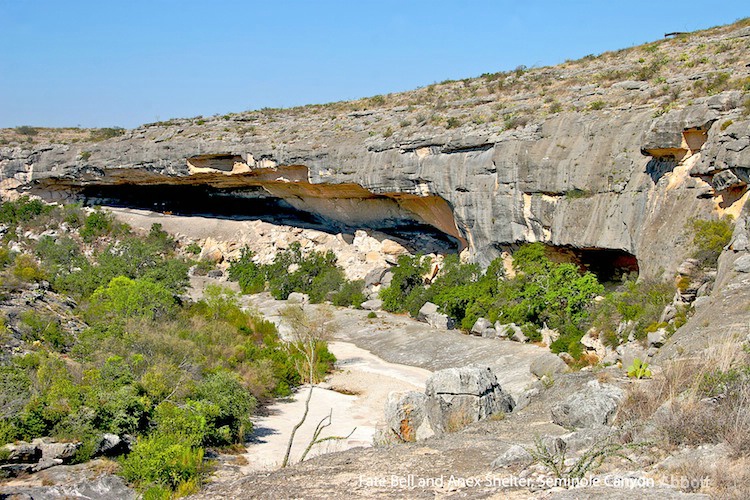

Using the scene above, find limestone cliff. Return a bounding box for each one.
[2,21,750,279]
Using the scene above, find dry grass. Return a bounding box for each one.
[618,335,750,454]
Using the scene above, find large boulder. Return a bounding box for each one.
[529,352,568,379]
[418,302,455,330]
[425,365,514,434]
[286,292,309,304]
[470,318,493,337]
[384,391,433,442]
[361,298,383,311]
[2,442,41,463]
[551,380,624,429]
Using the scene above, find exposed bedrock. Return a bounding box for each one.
[2,94,749,279]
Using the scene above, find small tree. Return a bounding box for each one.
[279,305,335,467]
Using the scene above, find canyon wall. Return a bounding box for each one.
[2,24,749,280]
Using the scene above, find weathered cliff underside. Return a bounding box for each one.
[2,23,749,279]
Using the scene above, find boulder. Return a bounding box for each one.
[380,271,394,288]
[417,302,454,329]
[425,312,455,330]
[95,433,131,457]
[647,328,668,348]
[733,254,750,273]
[286,292,309,304]
[38,441,81,463]
[384,391,432,442]
[470,318,495,337]
[361,298,383,311]
[471,318,492,336]
[551,380,625,429]
[497,323,526,342]
[494,321,508,338]
[364,267,387,287]
[540,325,560,346]
[692,296,710,309]
[417,302,439,321]
[3,443,41,463]
[491,444,533,468]
[530,353,568,379]
[425,365,514,434]
[206,269,223,278]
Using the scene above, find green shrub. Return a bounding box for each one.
[80,209,114,242]
[689,216,734,267]
[119,433,205,492]
[332,280,365,307]
[185,242,201,255]
[11,254,45,282]
[87,276,177,322]
[380,254,428,314]
[191,371,255,445]
[0,196,51,226]
[228,248,265,293]
[589,279,674,347]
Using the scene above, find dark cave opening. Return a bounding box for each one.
[76,184,461,254]
[545,245,640,282]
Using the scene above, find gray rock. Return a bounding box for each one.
[206,269,223,278]
[39,441,81,463]
[417,302,455,329]
[480,327,496,338]
[33,457,63,472]
[550,380,624,429]
[3,443,41,463]
[286,292,309,304]
[380,272,394,288]
[660,303,677,323]
[383,391,432,442]
[529,352,568,378]
[3,473,137,499]
[416,301,439,321]
[425,365,514,434]
[424,312,455,330]
[471,318,492,336]
[733,254,750,273]
[364,267,387,287]
[360,298,383,311]
[491,444,533,468]
[647,328,668,348]
[95,433,130,457]
[692,296,710,310]
[494,321,509,338]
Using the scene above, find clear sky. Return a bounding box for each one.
[1,1,747,129]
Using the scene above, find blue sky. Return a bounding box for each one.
[1,1,747,129]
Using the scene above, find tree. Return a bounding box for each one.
[279,305,336,468]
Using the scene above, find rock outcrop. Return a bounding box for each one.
[550,380,624,429]
[424,365,514,434]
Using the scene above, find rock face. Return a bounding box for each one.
[551,380,624,429]
[424,365,514,434]
[383,391,432,442]
[4,27,750,281]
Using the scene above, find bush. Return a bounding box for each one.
[689,216,734,267]
[119,433,205,493]
[191,371,255,446]
[11,254,45,282]
[589,279,674,347]
[87,276,177,322]
[80,209,114,242]
[0,196,51,226]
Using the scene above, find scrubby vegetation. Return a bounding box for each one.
[228,242,365,307]
[379,244,607,356]
[688,215,734,267]
[0,198,335,497]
